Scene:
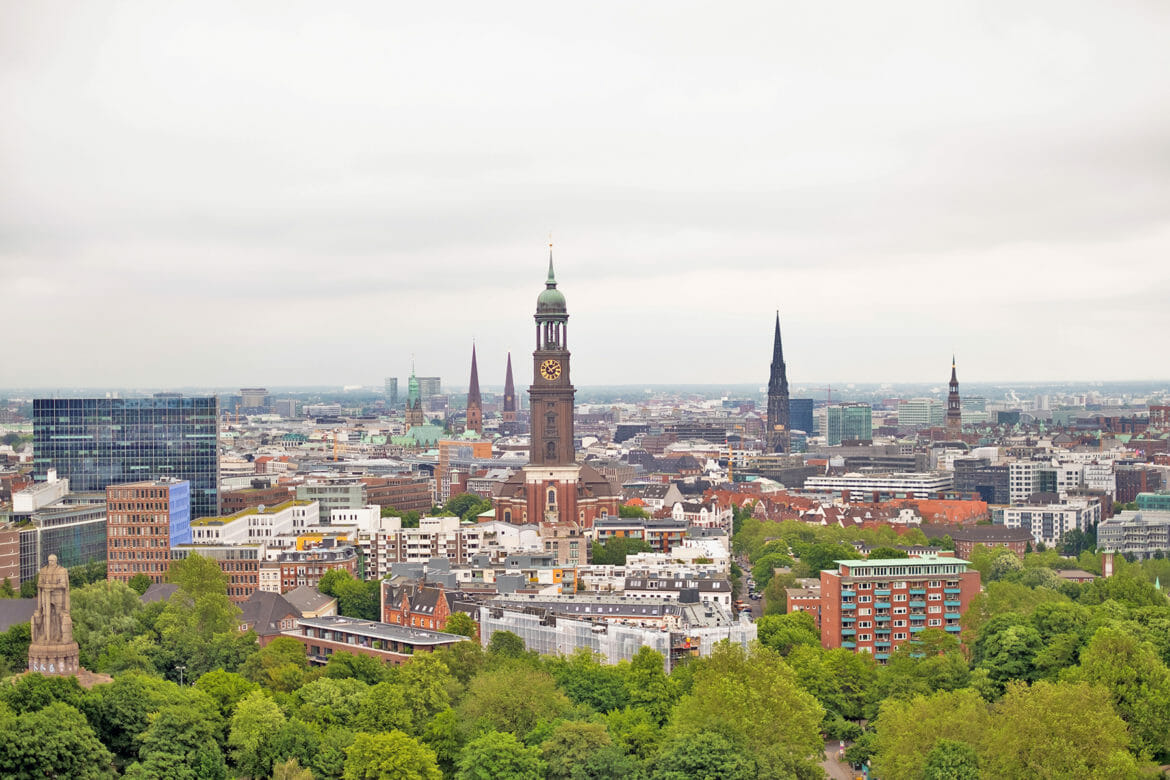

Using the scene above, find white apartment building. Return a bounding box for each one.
[804,472,954,496]
[363,516,542,576]
[1001,498,1101,547]
[190,500,318,545]
[1008,461,1084,504]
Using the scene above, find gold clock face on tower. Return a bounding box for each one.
[540,359,562,380]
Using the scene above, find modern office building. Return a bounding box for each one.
[239,388,270,412]
[820,555,980,662]
[789,398,814,437]
[384,377,399,406]
[296,478,367,513]
[953,458,1010,504]
[289,615,469,666]
[1098,510,1170,559]
[1137,492,1170,511]
[898,398,944,429]
[33,396,219,519]
[416,377,442,399]
[106,479,191,584]
[826,403,872,446]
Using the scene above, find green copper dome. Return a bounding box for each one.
[536,252,567,314]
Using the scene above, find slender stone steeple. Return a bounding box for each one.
[466,344,483,435]
[502,352,516,425]
[946,355,962,438]
[767,311,791,454]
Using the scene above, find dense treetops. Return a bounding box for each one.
[0,513,1168,777]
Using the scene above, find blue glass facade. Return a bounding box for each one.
[33,396,219,519]
[168,480,193,546]
[789,398,814,436]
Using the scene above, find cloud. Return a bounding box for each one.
[2,0,1169,387]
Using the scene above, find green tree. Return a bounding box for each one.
[1073,625,1170,760]
[651,732,756,780]
[79,672,185,761]
[290,676,369,727]
[751,553,795,589]
[982,681,1142,778]
[0,622,31,677]
[667,642,824,777]
[872,689,990,780]
[604,707,662,762]
[867,546,910,560]
[456,665,572,737]
[325,651,391,685]
[318,570,381,620]
[343,730,442,780]
[794,542,863,578]
[755,612,820,656]
[619,503,651,519]
[272,758,314,780]
[0,701,116,779]
[540,721,614,780]
[70,579,149,671]
[0,671,83,714]
[156,553,254,680]
[455,730,545,780]
[624,646,678,724]
[547,647,630,712]
[591,537,653,565]
[127,573,152,595]
[241,635,312,692]
[786,645,876,721]
[228,690,287,777]
[194,669,259,721]
[922,739,980,780]
[444,612,478,638]
[486,630,528,659]
[972,615,1043,692]
[127,695,228,780]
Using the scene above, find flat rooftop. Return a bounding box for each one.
[192,499,314,526]
[295,615,469,646]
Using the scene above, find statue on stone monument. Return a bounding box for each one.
[31,554,73,646]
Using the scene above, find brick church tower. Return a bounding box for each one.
[946,355,962,438]
[493,249,619,562]
[766,312,791,453]
[466,344,482,436]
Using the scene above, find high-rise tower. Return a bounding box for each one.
[946,356,962,438]
[466,345,483,436]
[404,362,424,431]
[766,312,791,454]
[492,249,619,560]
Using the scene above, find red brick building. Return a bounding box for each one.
[942,525,1033,560]
[362,475,432,514]
[221,483,295,514]
[106,479,191,585]
[820,555,980,662]
[381,581,479,633]
[277,546,358,592]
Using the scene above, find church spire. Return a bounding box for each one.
[946,354,962,438]
[767,311,791,454]
[466,343,482,435]
[503,352,515,413]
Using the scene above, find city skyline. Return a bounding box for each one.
[3,2,1169,387]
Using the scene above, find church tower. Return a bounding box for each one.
[946,356,962,438]
[466,344,483,436]
[501,352,517,433]
[529,253,575,466]
[492,248,619,560]
[766,312,791,453]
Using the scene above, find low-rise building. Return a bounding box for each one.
[276,545,358,592]
[1000,499,1101,547]
[286,615,469,665]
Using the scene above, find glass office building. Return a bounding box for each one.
[826,403,873,446]
[33,396,219,519]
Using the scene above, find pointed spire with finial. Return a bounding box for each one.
[546,237,557,288]
[950,354,958,386]
[468,343,481,406]
[503,352,516,413]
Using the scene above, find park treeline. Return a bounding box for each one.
[0,511,1167,778]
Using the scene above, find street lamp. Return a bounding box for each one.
[176,665,186,686]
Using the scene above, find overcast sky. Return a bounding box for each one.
[3,1,1169,390]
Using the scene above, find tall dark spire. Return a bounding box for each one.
[767,311,791,454]
[503,352,516,413]
[466,344,482,435]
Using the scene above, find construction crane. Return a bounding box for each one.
[813,386,833,405]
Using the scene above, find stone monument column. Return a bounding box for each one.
[27,554,80,676]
